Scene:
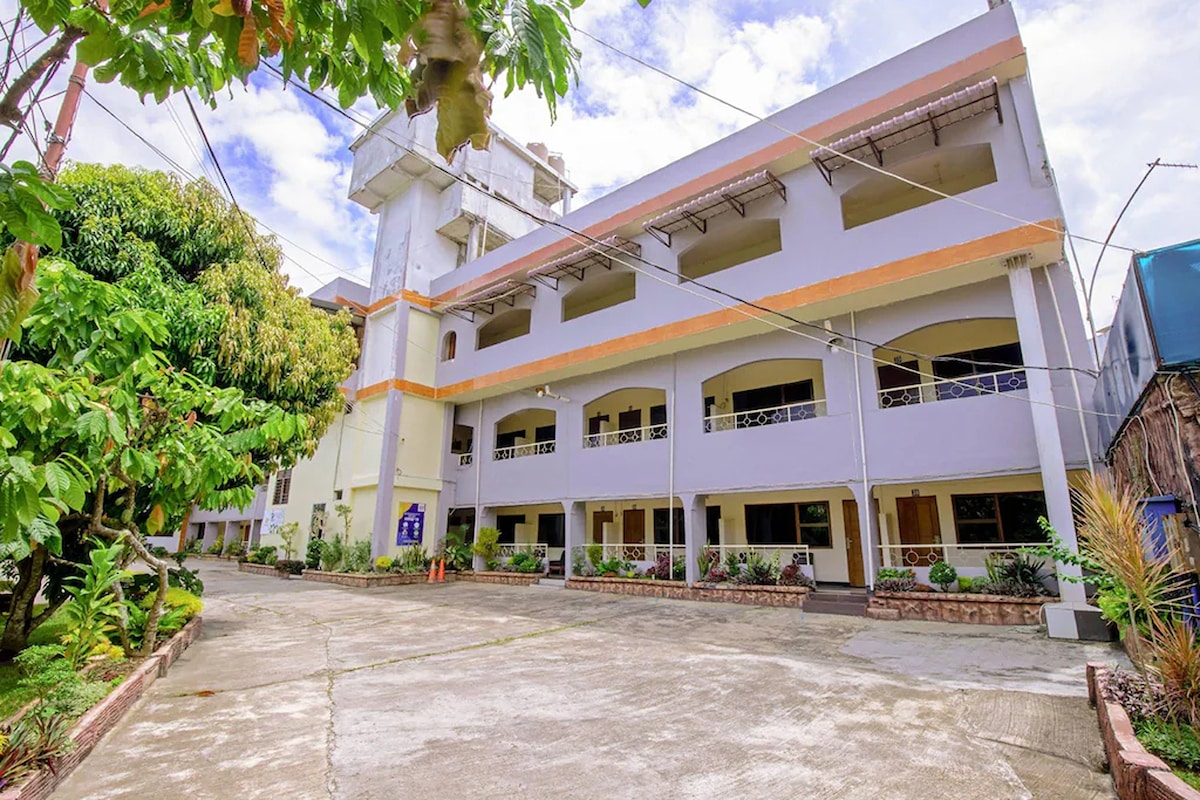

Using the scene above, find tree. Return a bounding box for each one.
[0,166,358,656]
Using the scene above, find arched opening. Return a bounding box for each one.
[477,308,531,350]
[562,271,636,322]
[679,218,782,281]
[701,359,826,432]
[582,387,668,448]
[841,143,997,229]
[441,330,457,361]
[493,408,557,460]
[873,318,1025,408]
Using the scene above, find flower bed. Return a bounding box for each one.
[0,617,203,800]
[1087,663,1200,800]
[236,562,277,577]
[455,571,541,586]
[300,570,433,588]
[566,577,808,608]
[866,590,1053,625]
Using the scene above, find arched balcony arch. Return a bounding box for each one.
[873,318,1026,409]
[441,330,457,361]
[701,359,826,432]
[582,387,668,448]
[493,408,557,460]
[477,307,531,350]
[562,270,636,322]
[678,218,782,281]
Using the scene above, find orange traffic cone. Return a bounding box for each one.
[427,563,436,583]
[437,559,446,582]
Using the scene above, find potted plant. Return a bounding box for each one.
[929,561,958,592]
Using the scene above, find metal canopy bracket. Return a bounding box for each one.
[641,170,787,248]
[526,236,643,290]
[442,280,537,318]
[812,77,1002,184]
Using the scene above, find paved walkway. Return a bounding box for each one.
[54,562,1124,799]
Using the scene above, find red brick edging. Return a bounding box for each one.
[0,616,204,800]
[300,570,432,588]
[236,562,277,576]
[865,590,1052,625]
[566,577,808,608]
[1087,663,1200,800]
[455,571,542,586]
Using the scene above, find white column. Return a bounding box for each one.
[1007,259,1086,602]
[564,501,586,578]
[683,493,707,584]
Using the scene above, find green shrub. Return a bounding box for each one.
[585,543,603,569]
[597,557,631,576]
[343,540,373,574]
[305,539,325,571]
[391,545,430,574]
[275,560,305,576]
[929,561,958,592]
[734,551,779,586]
[438,527,473,571]
[321,537,345,572]
[222,540,245,558]
[875,567,916,593]
[984,553,1051,597]
[506,552,544,574]
[205,536,224,555]
[1137,719,1200,773]
[141,587,203,620]
[779,563,815,588]
[374,556,394,572]
[472,528,501,567]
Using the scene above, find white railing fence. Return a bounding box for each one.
[704,400,827,432]
[457,452,473,467]
[876,541,1040,569]
[496,542,549,560]
[583,424,669,448]
[577,542,688,563]
[493,440,556,460]
[878,368,1027,409]
[714,544,812,567]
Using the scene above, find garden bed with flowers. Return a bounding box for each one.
[865,559,1057,625]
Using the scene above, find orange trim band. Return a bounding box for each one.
[356,378,438,400]
[433,36,1026,305]
[365,289,435,314]
[436,220,1061,398]
[333,295,368,314]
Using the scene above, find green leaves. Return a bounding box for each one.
[0,161,76,250]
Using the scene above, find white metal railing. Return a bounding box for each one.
[876,541,1040,569]
[579,543,688,562]
[714,544,812,567]
[583,424,668,448]
[497,542,549,560]
[704,399,827,432]
[493,440,556,460]
[877,368,1027,409]
[457,452,473,467]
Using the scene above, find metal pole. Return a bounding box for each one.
[42,0,108,175]
[851,311,875,587]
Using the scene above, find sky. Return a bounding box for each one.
[4,0,1198,336]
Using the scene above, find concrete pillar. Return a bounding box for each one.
[1007,260,1086,604]
[683,493,707,584]
[473,507,498,571]
[371,389,405,558]
[564,501,586,578]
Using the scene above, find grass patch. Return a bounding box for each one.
[1177,769,1200,791]
[0,607,72,720]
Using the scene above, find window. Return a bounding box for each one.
[537,513,565,548]
[271,468,293,505]
[652,508,685,545]
[495,429,525,450]
[679,218,782,281]
[706,506,721,545]
[932,342,1025,398]
[496,514,525,545]
[562,271,636,322]
[477,308,531,350]
[952,492,1048,544]
[745,501,832,548]
[841,143,997,229]
[442,331,457,361]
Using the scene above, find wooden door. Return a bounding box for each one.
[592,510,612,544]
[842,500,866,587]
[623,509,645,560]
[896,496,940,567]
[618,409,642,441]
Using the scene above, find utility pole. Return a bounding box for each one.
[40,0,108,176]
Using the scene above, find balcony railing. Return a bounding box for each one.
[494,440,556,460]
[877,541,1044,569]
[497,542,549,560]
[581,543,687,562]
[456,452,473,467]
[714,544,813,567]
[704,399,827,432]
[878,368,1027,409]
[583,423,668,449]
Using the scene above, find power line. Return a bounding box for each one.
[266,66,1119,422]
[569,24,1140,257]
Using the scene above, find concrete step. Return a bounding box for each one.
[534,578,565,589]
[804,601,869,617]
[805,592,869,617]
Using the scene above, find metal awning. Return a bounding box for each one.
[812,78,1002,185]
[642,170,787,247]
[442,280,536,321]
[527,236,642,289]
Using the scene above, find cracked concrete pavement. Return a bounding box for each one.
[52,561,1127,799]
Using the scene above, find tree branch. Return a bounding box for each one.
[0,26,85,129]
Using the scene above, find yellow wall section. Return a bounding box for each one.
[404,307,441,385]
[396,395,447,488]
[381,486,443,555]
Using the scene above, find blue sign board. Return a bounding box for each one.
[396,503,425,546]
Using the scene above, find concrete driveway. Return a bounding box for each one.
[53,561,1124,800]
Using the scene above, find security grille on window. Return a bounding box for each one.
[951,492,1047,544]
[272,468,293,505]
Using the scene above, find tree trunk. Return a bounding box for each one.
[0,544,48,659]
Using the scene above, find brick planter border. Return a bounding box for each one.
[301,570,432,588]
[455,571,542,586]
[566,577,808,608]
[1087,663,1200,800]
[866,590,1053,625]
[0,616,204,800]
[236,562,278,577]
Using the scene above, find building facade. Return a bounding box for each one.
[256,3,1096,600]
